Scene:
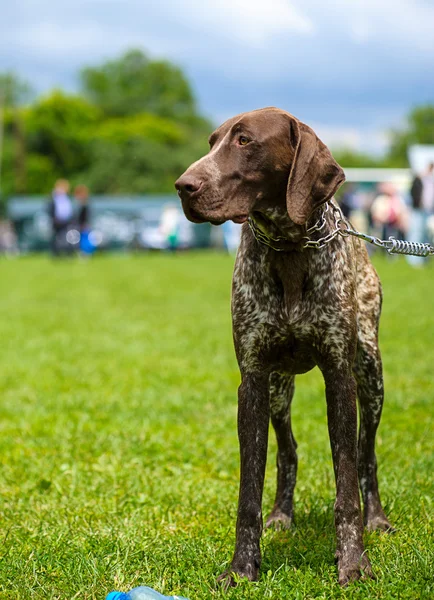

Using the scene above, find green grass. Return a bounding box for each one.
[0,252,433,600]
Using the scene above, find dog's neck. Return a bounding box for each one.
[250,201,327,249]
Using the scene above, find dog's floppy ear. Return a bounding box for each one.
[286,117,345,225]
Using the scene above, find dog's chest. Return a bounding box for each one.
[232,243,355,373]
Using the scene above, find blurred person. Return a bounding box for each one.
[160,204,181,251]
[222,220,242,253]
[47,179,74,256]
[339,183,356,219]
[74,184,95,255]
[176,216,194,249]
[370,183,408,243]
[407,162,434,266]
[74,184,90,232]
[339,183,372,236]
[0,220,18,255]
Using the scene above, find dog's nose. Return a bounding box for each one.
[175,175,203,197]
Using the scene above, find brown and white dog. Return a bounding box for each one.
[175,107,393,587]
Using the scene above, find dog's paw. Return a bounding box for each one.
[338,553,375,586]
[217,565,259,590]
[216,571,238,591]
[365,514,396,533]
[217,557,260,590]
[265,509,293,530]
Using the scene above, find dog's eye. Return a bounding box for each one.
[238,136,249,146]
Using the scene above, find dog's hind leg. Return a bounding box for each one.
[265,372,297,530]
[354,341,393,532]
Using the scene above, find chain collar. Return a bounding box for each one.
[247,202,337,252]
[248,201,434,257]
[247,215,303,252]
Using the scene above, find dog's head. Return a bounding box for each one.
[175,107,345,226]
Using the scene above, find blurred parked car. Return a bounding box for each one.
[7,195,211,252]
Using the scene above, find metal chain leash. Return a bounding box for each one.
[302,202,434,256]
[249,201,434,256]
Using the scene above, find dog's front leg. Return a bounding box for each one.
[218,372,270,588]
[323,368,375,586]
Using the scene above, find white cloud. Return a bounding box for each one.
[1,21,172,61]
[324,0,434,53]
[189,0,316,45]
[7,22,107,56]
[312,122,392,155]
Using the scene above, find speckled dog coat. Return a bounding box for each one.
[175,107,393,587]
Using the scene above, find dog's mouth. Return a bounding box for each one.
[188,208,207,223]
[231,215,248,224]
[186,206,222,225]
[187,208,248,227]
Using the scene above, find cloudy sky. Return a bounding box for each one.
[1,0,433,153]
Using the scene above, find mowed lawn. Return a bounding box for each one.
[0,252,433,600]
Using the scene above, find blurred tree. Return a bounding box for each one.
[81,113,209,194]
[80,49,197,120]
[1,54,214,197]
[77,49,212,193]
[387,105,434,167]
[93,112,187,145]
[0,72,32,107]
[0,73,33,199]
[24,90,101,175]
[1,94,211,197]
[331,148,382,168]
[1,110,60,198]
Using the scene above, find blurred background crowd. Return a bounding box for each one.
[2,165,434,263]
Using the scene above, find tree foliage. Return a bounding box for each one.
[387,105,434,167]
[0,72,32,107]
[24,91,101,173]
[80,49,196,120]
[331,149,383,169]
[0,49,212,199]
[333,105,434,169]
